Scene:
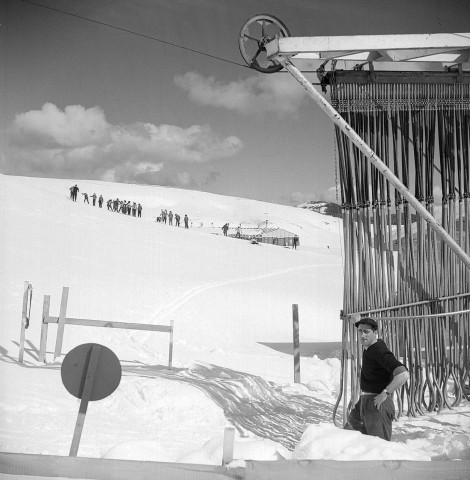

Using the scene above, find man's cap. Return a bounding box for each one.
[354,317,378,331]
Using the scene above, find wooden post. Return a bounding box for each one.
[222,427,235,466]
[69,344,101,457]
[38,296,51,363]
[168,320,174,369]
[293,304,300,383]
[54,287,69,360]
[19,282,31,363]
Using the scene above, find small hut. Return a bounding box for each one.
[259,228,298,247]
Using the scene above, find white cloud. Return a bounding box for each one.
[108,123,242,163]
[174,71,306,116]
[12,103,110,149]
[3,103,243,184]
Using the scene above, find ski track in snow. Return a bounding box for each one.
[128,262,334,349]
[150,263,326,322]
[122,362,335,451]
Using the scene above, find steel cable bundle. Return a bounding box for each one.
[329,75,470,425]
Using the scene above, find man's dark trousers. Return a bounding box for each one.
[346,394,394,441]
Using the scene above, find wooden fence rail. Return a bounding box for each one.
[1,452,469,480]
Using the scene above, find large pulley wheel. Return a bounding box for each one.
[239,14,291,73]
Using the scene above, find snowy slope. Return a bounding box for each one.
[1,174,469,464]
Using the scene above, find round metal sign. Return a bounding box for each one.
[61,343,121,401]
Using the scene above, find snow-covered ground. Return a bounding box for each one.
[0,174,469,465]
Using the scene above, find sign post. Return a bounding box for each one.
[61,343,122,457]
[69,344,101,456]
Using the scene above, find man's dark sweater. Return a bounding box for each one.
[361,339,406,394]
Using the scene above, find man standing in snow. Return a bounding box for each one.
[345,317,409,441]
[184,214,189,228]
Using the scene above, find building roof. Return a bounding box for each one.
[260,228,296,238]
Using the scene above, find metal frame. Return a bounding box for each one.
[266,32,470,71]
[270,56,470,270]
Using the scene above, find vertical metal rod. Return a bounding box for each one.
[292,304,300,383]
[19,281,30,363]
[275,57,470,270]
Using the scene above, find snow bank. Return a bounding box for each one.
[293,423,431,461]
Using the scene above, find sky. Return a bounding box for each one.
[1,173,470,466]
[1,0,470,205]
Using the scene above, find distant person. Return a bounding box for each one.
[132,202,137,217]
[235,225,241,238]
[98,195,104,208]
[107,199,112,211]
[82,192,89,203]
[113,198,119,212]
[168,211,173,226]
[293,235,299,250]
[137,203,142,218]
[184,214,189,229]
[69,185,74,200]
[71,184,79,201]
[222,223,229,236]
[175,213,180,227]
[127,201,131,215]
[91,193,97,206]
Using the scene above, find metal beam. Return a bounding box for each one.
[267,33,470,57]
[385,47,466,62]
[266,33,470,72]
[326,70,470,84]
[283,59,470,72]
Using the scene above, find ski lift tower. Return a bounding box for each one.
[239,16,470,425]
